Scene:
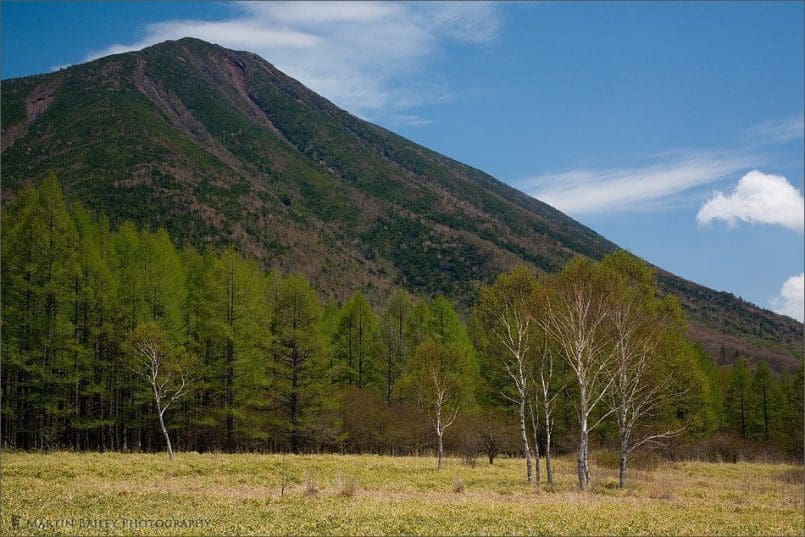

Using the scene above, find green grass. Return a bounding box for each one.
[2,452,802,535]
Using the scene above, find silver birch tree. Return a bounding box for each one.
[474,265,541,483]
[129,322,192,461]
[538,258,615,490]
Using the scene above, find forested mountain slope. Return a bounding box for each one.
[2,38,801,370]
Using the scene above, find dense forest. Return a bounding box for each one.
[2,177,802,482]
[3,37,801,375]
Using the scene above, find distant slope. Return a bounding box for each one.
[2,38,801,370]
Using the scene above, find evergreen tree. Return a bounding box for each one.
[197,248,272,451]
[780,363,804,457]
[427,296,472,353]
[1,175,79,449]
[69,205,120,449]
[750,362,775,441]
[725,358,753,439]
[138,229,187,342]
[379,288,412,401]
[406,299,432,349]
[0,176,797,461]
[334,292,379,389]
[270,274,334,452]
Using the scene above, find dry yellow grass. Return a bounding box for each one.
[2,451,802,535]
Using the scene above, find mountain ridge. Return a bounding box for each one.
[2,37,801,370]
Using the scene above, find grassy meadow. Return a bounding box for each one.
[2,451,803,536]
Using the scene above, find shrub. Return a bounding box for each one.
[593,450,620,470]
[335,472,358,497]
[778,468,804,484]
[303,472,318,496]
[594,448,669,472]
[674,433,792,463]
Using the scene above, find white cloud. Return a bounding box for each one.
[77,1,501,122]
[745,114,804,144]
[696,170,804,232]
[517,152,753,215]
[770,273,804,321]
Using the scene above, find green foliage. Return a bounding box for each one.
[472,264,541,408]
[333,292,380,389]
[196,248,272,446]
[718,357,803,456]
[361,216,491,301]
[1,37,800,375]
[725,358,753,439]
[397,339,478,417]
[1,177,801,460]
[378,288,413,401]
[1,175,79,447]
[270,274,337,452]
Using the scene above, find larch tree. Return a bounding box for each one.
[335,292,379,389]
[112,221,151,451]
[69,205,120,450]
[270,274,334,453]
[0,175,79,449]
[138,229,188,343]
[198,248,271,451]
[726,358,753,439]
[779,364,804,457]
[751,361,775,441]
[406,299,433,349]
[379,288,412,402]
[118,227,188,452]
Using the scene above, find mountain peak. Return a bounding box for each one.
[1,40,801,370]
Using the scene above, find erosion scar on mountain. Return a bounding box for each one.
[1,37,801,371]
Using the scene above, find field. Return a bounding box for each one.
[2,451,803,536]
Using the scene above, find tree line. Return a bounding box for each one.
[2,177,802,488]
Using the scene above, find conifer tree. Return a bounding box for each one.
[1,175,79,448]
[270,274,334,452]
[379,288,412,401]
[334,292,379,389]
[725,358,753,439]
[198,248,271,451]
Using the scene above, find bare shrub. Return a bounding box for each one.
[674,432,792,463]
[647,486,676,501]
[630,450,667,471]
[303,472,318,496]
[335,472,358,497]
[594,448,666,472]
[461,410,520,465]
[593,449,620,470]
[778,468,804,484]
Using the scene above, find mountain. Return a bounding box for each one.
[2,38,801,370]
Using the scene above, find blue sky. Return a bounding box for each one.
[3,1,803,320]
